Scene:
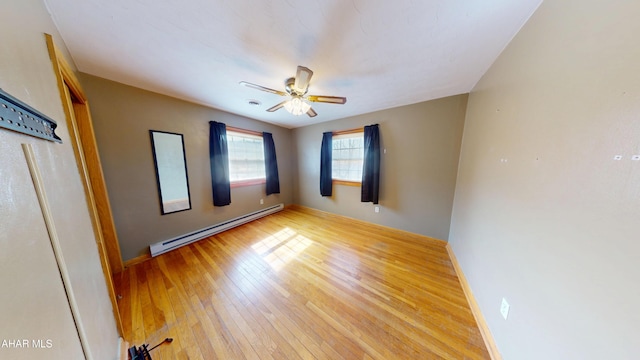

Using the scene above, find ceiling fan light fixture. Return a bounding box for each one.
[241,66,345,117]
[284,96,311,116]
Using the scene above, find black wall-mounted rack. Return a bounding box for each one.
[0,88,62,143]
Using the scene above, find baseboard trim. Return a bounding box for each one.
[446,244,502,360]
[123,253,151,268]
[289,204,448,246]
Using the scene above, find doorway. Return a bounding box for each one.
[46,33,124,336]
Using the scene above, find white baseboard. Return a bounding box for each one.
[150,203,284,257]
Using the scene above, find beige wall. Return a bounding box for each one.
[80,74,294,261]
[0,0,119,359]
[293,94,467,240]
[450,1,640,358]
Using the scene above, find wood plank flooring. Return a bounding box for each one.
[115,205,489,359]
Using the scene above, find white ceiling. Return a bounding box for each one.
[44,0,541,129]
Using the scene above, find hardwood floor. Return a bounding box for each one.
[115,205,489,359]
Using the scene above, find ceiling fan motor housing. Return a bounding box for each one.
[240,66,346,117]
[285,77,307,96]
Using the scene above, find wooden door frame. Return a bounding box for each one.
[45,33,124,336]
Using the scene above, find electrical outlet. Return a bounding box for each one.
[260,198,264,205]
[374,206,380,213]
[500,298,510,320]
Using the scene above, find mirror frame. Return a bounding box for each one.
[149,130,192,215]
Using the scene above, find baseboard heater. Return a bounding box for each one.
[150,203,284,257]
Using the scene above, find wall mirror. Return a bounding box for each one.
[150,130,192,214]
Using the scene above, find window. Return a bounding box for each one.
[332,131,364,184]
[227,129,265,186]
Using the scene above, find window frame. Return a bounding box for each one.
[226,126,266,188]
[331,128,364,187]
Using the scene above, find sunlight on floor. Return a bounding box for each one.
[251,227,296,255]
[251,228,313,271]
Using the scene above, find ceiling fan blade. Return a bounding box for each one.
[239,81,286,96]
[266,100,289,112]
[293,66,313,94]
[307,95,347,104]
[306,107,317,117]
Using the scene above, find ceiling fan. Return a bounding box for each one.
[240,66,347,118]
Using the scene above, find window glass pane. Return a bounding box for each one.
[332,132,364,182]
[227,131,265,182]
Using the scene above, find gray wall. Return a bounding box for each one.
[80,74,294,261]
[293,94,468,240]
[449,1,640,359]
[0,0,120,358]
